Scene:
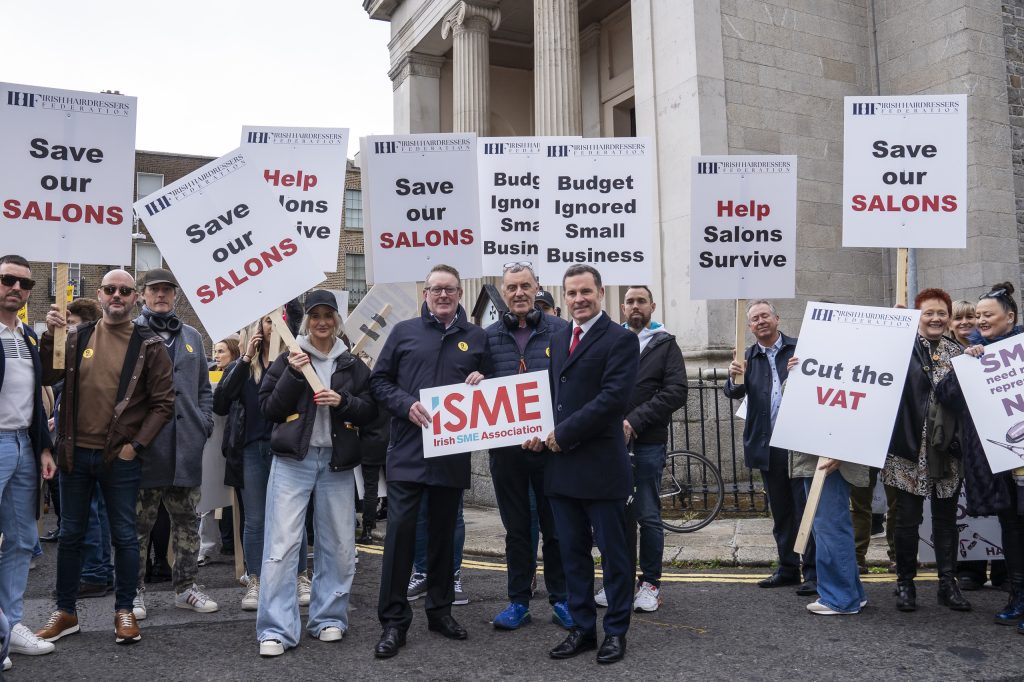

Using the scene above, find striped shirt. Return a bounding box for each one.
[0,322,34,430]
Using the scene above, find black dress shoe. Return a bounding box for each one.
[795,580,819,596]
[427,614,468,640]
[374,627,407,658]
[549,628,597,659]
[357,530,373,545]
[40,528,60,543]
[758,573,800,588]
[597,634,626,664]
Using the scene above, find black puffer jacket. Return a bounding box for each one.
[625,330,687,445]
[212,359,254,488]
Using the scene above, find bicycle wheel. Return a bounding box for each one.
[659,450,725,533]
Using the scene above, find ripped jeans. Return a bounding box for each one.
[256,447,356,648]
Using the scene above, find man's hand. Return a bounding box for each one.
[818,457,841,474]
[45,304,66,335]
[729,348,745,381]
[522,436,544,452]
[40,449,57,479]
[465,371,484,385]
[117,443,137,461]
[314,389,343,407]
[623,420,635,443]
[545,431,561,453]
[408,401,432,428]
[787,356,799,371]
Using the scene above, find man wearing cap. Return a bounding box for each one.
[535,290,560,318]
[130,268,217,620]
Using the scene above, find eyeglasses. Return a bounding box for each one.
[981,288,1009,300]
[100,285,135,297]
[0,274,35,290]
[426,286,459,296]
[503,261,534,271]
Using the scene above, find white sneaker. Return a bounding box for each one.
[595,587,608,607]
[132,588,147,621]
[242,575,260,611]
[633,582,663,613]
[407,572,428,601]
[9,623,55,656]
[175,584,219,613]
[239,573,251,587]
[297,573,312,608]
[317,626,343,642]
[259,639,284,657]
[453,569,469,605]
[806,599,859,615]
[3,656,10,671]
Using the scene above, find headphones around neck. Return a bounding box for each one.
[503,308,542,330]
[147,314,182,333]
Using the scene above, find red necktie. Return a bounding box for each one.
[569,326,583,355]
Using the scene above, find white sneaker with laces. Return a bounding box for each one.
[317,626,343,642]
[633,582,663,613]
[242,575,260,611]
[132,588,147,621]
[297,573,312,607]
[595,587,608,607]
[407,572,428,601]
[806,599,859,615]
[259,639,284,657]
[9,623,55,656]
[175,584,219,613]
[453,570,469,605]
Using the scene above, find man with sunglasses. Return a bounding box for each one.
[0,255,57,670]
[38,269,174,646]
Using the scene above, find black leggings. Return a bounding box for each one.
[997,489,1024,586]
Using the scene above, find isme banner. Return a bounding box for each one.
[420,371,554,458]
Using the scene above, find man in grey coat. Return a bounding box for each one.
[130,269,217,618]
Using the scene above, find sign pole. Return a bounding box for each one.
[268,307,326,393]
[896,247,909,307]
[52,263,69,369]
[794,462,827,555]
[734,299,747,385]
[230,489,245,580]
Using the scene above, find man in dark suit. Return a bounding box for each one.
[525,264,638,664]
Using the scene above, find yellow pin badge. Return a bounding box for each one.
[458,341,469,352]
[83,348,94,359]
[185,344,194,353]
[27,336,36,346]
[545,347,550,357]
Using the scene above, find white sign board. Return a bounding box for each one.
[842,94,967,248]
[538,138,654,285]
[689,155,797,300]
[950,336,1024,474]
[420,371,554,458]
[918,488,1004,562]
[770,302,921,467]
[364,134,481,283]
[0,82,137,264]
[241,126,349,273]
[134,149,324,343]
[343,282,421,362]
[198,415,231,514]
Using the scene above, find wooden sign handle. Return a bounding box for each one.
[269,309,327,393]
[734,299,747,385]
[52,263,69,370]
[351,303,392,356]
[895,247,909,308]
[230,489,245,581]
[794,458,827,555]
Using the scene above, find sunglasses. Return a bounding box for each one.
[503,261,534,271]
[100,285,136,297]
[981,288,1009,300]
[0,274,35,291]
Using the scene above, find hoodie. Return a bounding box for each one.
[298,334,347,448]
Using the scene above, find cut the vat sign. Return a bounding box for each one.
[420,371,555,458]
[770,302,920,468]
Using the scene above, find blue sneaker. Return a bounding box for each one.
[493,602,531,630]
[551,601,575,630]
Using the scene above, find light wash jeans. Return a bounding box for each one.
[241,440,306,578]
[257,447,356,648]
[805,472,865,613]
[0,430,39,626]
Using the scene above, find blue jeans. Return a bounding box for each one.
[241,440,306,577]
[57,448,141,613]
[81,483,112,585]
[0,430,40,626]
[804,473,864,613]
[256,448,356,648]
[414,490,465,575]
[632,443,666,587]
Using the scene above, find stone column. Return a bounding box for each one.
[388,52,446,134]
[441,1,501,135]
[534,0,582,135]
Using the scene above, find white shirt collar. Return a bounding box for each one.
[573,310,604,336]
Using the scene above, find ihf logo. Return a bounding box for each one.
[6,91,35,107]
[547,145,569,158]
[696,162,719,175]
[810,308,834,322]
[483,143,505,155]
[374,141,397,154]
[144,195,171,217]
[851,102,876,115]
[246,132,270,144]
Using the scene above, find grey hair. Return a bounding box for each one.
[502,263,539,284]
[746,299,778,317]
[299,309,344,337]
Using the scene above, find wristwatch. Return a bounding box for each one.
[130,440,145,454]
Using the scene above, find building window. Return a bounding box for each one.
[345,253,367,307]
[344,189,363,230]
[136,173,164,201]
[50,263,82,299]
[135,242,162,277]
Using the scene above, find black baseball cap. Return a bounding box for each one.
[304,290,339,313]
[535,290,556,308]
[141,268,178,288]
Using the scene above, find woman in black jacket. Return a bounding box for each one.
[255,291,377,658]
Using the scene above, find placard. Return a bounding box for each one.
[241,126,349,273]
[950,335,1024,474]
[918,487,1004,563]
[0,82,137,263]
[364,134,480,283]
[538,138,654,284]
[689,155,796,300]
[842,95,967,248]
[420,371,554,458]
[133,148,323,343]
[770,302,921,467]
[342,282,420,362]
[198,415,231,514]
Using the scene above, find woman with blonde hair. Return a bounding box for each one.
[949,300,977,348]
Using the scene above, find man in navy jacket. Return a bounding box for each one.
[526,264,638,665]
[370,264,491,659]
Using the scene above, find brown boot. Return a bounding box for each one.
[114,609,141,645]
[35,610,80,642]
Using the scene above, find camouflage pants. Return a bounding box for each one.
[136,486,201,593]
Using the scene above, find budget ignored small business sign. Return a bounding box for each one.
[689,155,797,300]
[951,336,1024,474]
[421,371,554,458]
[770,302,920,467]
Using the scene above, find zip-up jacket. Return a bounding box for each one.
[624,330,687,444]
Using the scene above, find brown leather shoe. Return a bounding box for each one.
[35,610,80,642]
[114,609,141,645]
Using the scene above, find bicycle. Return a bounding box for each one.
[658,449,724,533]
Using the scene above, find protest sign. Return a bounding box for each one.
[842,94,966,248]
[364,134,480,283]
[950,336,1024,474]
[241,126,349,273]
[343,282,420,362]
[0,82,137,264]
[770,302,920,467]
[538,138,653,284]
[689,156,797,300]
[918,488,1004,563]
[420,371,554,458]
[198,415,231,514]
[133,148,323,343]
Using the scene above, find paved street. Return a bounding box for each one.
[13,528,1024,681]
